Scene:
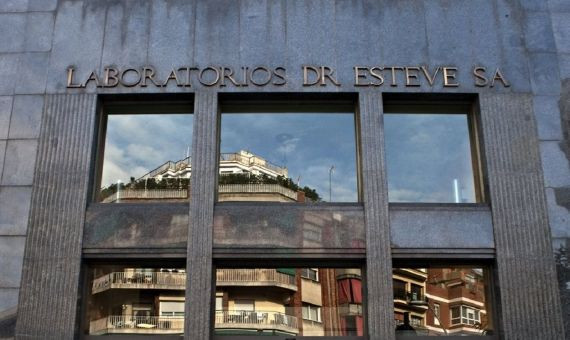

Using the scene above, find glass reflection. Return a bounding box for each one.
[393,267,493,337]
[215,268,364,336]
[99,113,193,203]
[219,112,358,203]
[384,113,478,203]
[85,265,186,335]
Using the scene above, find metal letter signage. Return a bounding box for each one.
[66,65,510,89]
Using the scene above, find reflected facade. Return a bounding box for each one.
[85,265,186,335]
[214,268,364,336]
[98,108,193,203]
[219,107,358,203]
[384,108,480,203]
[393,267,493,336]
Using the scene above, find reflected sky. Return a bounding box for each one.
[384,114,476,203]
[221,113,358,202]
[101,114,193,188]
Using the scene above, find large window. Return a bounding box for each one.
[393,266,494,337]
[384,103,482,203]
[214,267,364,336]
[83,263,186,336]
[218,100,359,203]
[97,101,193,203]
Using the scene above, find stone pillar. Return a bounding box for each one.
[480,93,566,339]
[15,94,97,339]
[358,92,395,340]
[185,92,218,339]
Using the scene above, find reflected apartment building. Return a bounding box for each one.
[88,151,363,336]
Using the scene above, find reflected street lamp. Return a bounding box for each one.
[329,165,335,202]
[408,297,448,336]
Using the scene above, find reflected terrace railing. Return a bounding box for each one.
[216,269,297,290]
[89,315,184,334]
[215,310,298,333]
[218,184,297,201]
[101,188,189,202]
[92,272,186,294]
[220,152,287,176]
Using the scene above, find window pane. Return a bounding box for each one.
[219,107,358,203]
[99,108,193,203]
[393,267,492,336]
[214,268,364,336]
[84,264,186,335]
[384,111,478,203]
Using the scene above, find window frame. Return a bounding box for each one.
[382,100,485,204]
[217,95,362,204]
[92,96,194,204]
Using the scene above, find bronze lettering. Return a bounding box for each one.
[354,66,370,86]
[250,66,272,86]
[66,67,83,88]
[405,67,421,87]
[420,66,440,86]
[473,67,488,87]
[141,67,160,87]
[177,67,197,87]
[162,69,183,87]
[103,67,119,87]
[443,67,459,87]
[199,66,221,86]
[240,67,249,86]
[220,67,241,87]
[84,71,101,88]
[490,68,510,87]
[303,66,320,86]
[119,68,142,87]
[272,67,287,86]
[321,66,340,86]
[388,66,403,87]
[369,67,384,86]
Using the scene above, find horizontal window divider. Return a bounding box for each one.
[82,249,187,259]
[389,203,490,211]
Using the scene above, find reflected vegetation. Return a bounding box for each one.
[393,267,493,337]
[384,112,479,203]
[219,112,358,203]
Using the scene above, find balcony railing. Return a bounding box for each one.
[220,152,287,176]
[216,269,297,291]
[89,315,184,335]
[92,272,186,294]
[101,188,189,202]
[215,310,298,334]
[219,184,297,201]
[393,289,428,305]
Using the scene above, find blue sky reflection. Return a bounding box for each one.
[384,113,476,203]
[221,113,358,202]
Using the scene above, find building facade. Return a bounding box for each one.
[0,0,569,339]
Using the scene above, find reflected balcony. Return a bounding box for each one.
[89,315,184,335]
[216,269,297,292]
[92,271,186,294]
[215,310,298,335]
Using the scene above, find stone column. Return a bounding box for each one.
[185,92,218,339]
[15,94,97,339]
[480,93,565,339]
[358,92,395,340]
